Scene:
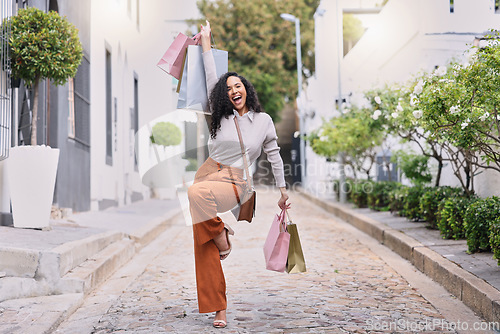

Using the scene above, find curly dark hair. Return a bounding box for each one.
[208,71,263,139]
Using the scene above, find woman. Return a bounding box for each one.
[188,21,289,329]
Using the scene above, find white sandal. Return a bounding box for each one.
[219,223,234,260]
[213,319,227,328]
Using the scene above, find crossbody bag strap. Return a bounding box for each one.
[233,116,253,191]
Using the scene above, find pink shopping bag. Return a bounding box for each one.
[263,209,290,272]
[157,32,198,80]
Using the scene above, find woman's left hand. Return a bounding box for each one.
[278,189,290,211]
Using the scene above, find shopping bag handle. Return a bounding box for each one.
[277,209,287,232]
[194,24,217,49]
[284,208,293,225]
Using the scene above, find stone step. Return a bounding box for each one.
[0,236,134,302]
[61,238,135,294]
[0,209,183,303]
[0,230,123,280]
[0,231,125,302]
[51,230,125,277]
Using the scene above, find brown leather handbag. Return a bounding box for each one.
[234,117,256,222]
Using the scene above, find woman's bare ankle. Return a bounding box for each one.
[213,229,229,252]
[215,309,226,320]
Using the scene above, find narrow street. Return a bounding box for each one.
[55,188,488,333]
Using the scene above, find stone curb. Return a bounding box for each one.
[130,209,183,250]
[299,188,500,324]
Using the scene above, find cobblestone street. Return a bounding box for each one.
[55,188,487,333]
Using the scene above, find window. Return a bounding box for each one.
[496,0,500,13]
[72,55,90,145]
[106,49,113,165]
[450,0,454,13]
[133,75,139,169]
[68,78,75,138]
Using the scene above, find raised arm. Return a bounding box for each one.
[200,21,218,101]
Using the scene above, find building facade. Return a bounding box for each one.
[304,0,500,197]
[0,0,202,225]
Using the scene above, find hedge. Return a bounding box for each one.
[420,186,463,229]
[437,195,478,240]
[367,181,401,211]
[464,196,500,253]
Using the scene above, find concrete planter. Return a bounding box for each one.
[6,145,59,228]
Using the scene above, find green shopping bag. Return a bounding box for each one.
[285,211,306,274]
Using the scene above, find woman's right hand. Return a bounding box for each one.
[200,20,211,52]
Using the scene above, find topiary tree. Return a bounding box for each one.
[7,7,83,145]
[150,122,182,147]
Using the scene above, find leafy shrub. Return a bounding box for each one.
[437,195,478,240]
[420,186,463,229]
[401,186,427,221]
[367,181,401,211]
[351,180,372,208]
[388,184,409,214]
[393,150,432,186]
[464,197,500,253]
[489,216,500,266]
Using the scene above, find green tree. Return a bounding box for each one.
[150,122,182,147]
[308,105,385,179]
[364,82,450,187]
[193,0,319,121]
[392,149,432,186]
[7,7,83,145]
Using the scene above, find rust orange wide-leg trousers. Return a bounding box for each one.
[188,157,245,313]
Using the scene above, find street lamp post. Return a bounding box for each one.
[281,13,306,186]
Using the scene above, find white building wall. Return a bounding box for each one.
[306,0,500,197]
[90,0,199,210]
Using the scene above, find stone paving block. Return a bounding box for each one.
[413,246,463,299]
[461,274,500,323]
[412,246,426,272]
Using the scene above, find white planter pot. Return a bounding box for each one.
[6,145,59,228]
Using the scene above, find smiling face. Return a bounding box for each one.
[227,76,248,112]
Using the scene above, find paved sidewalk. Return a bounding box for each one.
[0,197,183,334]
[0,198,181,250]
[299,188,500,328]
[54,188,488,333]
